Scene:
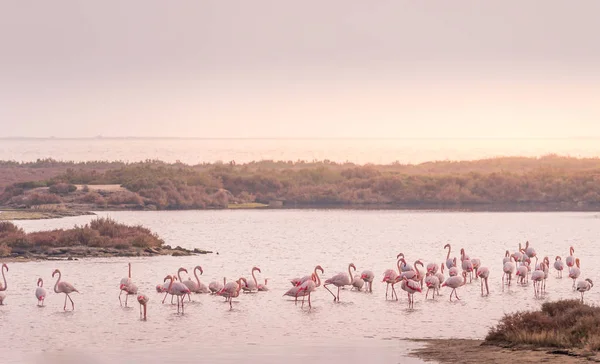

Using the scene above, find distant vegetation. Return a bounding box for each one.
[0,217,164,257]
[1,155,600,210]
[486,300,600,351]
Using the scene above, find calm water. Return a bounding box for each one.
[1,210,600,363]
[2,138,600,164]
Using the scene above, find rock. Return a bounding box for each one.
[171,251,187,257]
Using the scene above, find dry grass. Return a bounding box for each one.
[486,300,600,351]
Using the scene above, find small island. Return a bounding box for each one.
[411,299,600,363]
[0,217,211,260]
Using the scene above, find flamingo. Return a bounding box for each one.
[218,277,247,310]
[396,253,413,272]
[442,271,467,301]
[52,269,78,311]
[444,244,454,269]
[360,270,374,292]
[413,260,426,287]
[461,255,474,283]
[531,263,545,298]
[400,276,421,308]
[576,279,593,303]
[209,277,226,294]
[351,265,364,291]
[566,246,575,268]
[285,267,324,304]
[176,268,195,301]
[290,265,324,287]
[426,262,438,274]
[502,256,516,289]
[119,263,138,307]
[424,272,440,299]
[164,275,191,313]
[137,294,149,320]
[569,258,581,289]
[477,267,490,296]
[448,258,459,277]
[554,256,564,278]
[0,263,7,305]
[541,257,550,292]
[36,278,47,306]
[471,258,481,278]
[161,275,180,304]
[192,266,210,293]
[257,279,269,291]
[242,267,261,292]
[502,250,511,265]
[295,273,318,309]
[515,263,529,285]
[524,241,536,260]
[324,263,355,302]
[382,259,401,300]
[434,263,445,295]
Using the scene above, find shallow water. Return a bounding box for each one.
[2,210,600,363]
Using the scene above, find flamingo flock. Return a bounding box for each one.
[0,241,595,317]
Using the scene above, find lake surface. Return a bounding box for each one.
[2,210,600,363]
[2,138,600,164]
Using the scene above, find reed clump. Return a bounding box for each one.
[486,300,600,351]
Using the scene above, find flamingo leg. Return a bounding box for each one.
[323,284,336,302]
[392,284,398,301]
[119,290,123,306]
[501,273,505,291]
[139,303,142,318]
[229,297,233,310]
[385,283,389,299]
[143,304,147,320]
[63,293,68,310]
[181,296,185,314]
[485,278,489,296]
[67,293,74,310]
[425,287,429,299]
[336,286,340,302]
[162,292,169,304]
[308,292,312,309]
[125,293,129,307]
[449,289,454,302]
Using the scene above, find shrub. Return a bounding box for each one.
[49,183,77,195]
[486,300,600,350]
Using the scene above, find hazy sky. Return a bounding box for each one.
[1,1,599,138]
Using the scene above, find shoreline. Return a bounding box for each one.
[409,339,600,363]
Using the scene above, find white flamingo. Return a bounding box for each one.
[209,277,226,294]
[400,276,421,308]
[0,264,8,305]
[569,258,581,289]
[242,267,261,292]
[442,271,467,301]
[360,270,375,292]
[477,267,490,296]
[382,259,402,300]
[324,263,355,302]
[218,277,247,310]
[257,279,269,291]
[424,272,440,299]
[576,279,593,303]
[164,274,191,313]
[554,256,564,278]
[566,246,575,268]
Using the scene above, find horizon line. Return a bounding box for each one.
[3,136,600,141]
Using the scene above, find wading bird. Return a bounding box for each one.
[35,278,47,306]
[52,269,78,311]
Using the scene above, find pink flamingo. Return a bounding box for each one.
[180,267,199,295]
[242,267,261,292]
[382,259,402,300]
[350,265,364,291]
[137,294,149,320]
[515,263,529,285]
[192,266,210,293]
[566,247,575,268]
[554,256,564,278]
[176,268,194,301]
[36,278,47,306]
[448,258,459,277]
[324,263,355,302]
[434,263,445,295]
[0,263,8,305]
[531,263,545,298]
[52,269,78,311]
[569,258,581,289]
[257,279,269,291]
[442,271,467,301]
[360,270,374,292]
[576,279,593,303]
[400,276,421,308]
[471,258,481,278]
[477,267,490,296]
[444,244,455,269]
[296,273,318,309]
[119,263,138,307]
[218,277,247,310]
[396,253,413,272]
[290,265,324,287]
[524,241,537,260]
[426,262,438,274]
[424,272,440,299]
[502,255,516,289]
[285,269,322,303]
[164,275,191,313]
[209,277,226,294]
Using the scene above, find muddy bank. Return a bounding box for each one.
[0,209,95,220]
[410,339,600,363]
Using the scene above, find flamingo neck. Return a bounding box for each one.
[166,277,174,292]
[348,265,353,280]
[38,278,43,287]
[194,267,201,285]
[177,270,184,282]
[128,263,131,279]
[396,259,402,274]
[53,272,61,293]
[315,269,322,287]
[252,269,258,286]
[446,246,451,260]
[223,277,226,286]
[0,266,7,291]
